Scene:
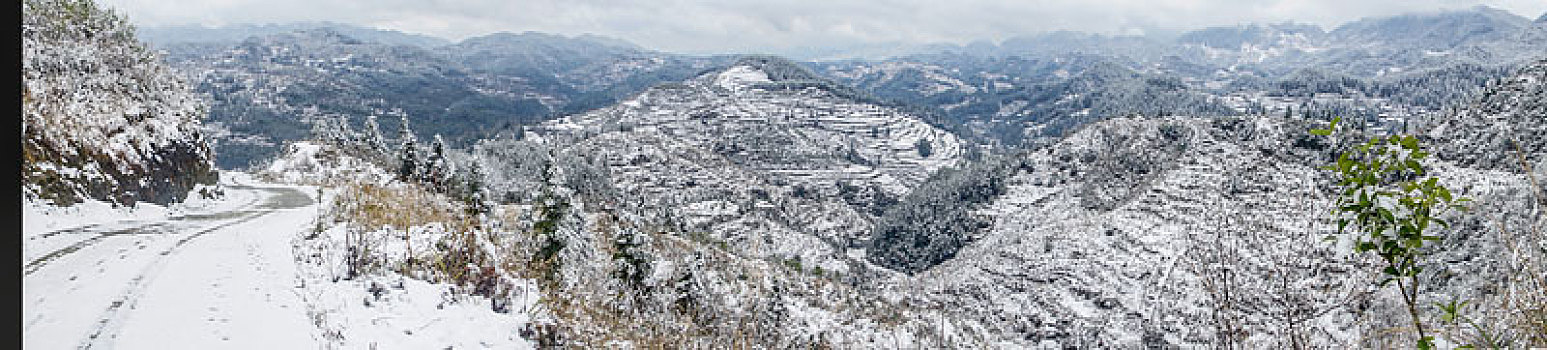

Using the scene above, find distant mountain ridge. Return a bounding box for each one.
[152,5,1545,170]
[1329,5,1532,49]
[138,21,452,48]
[161,27,725,169]
[816,5,1544,149]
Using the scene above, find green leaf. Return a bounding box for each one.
[1401,135,1419,150]
[1310,128,1332,136]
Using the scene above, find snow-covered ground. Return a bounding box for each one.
[22,171,535,349]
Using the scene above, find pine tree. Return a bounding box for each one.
[397,115,420,182]
[363,115,388,158]
[427,134,451,190]
[334,115,355,146]
[309,118,332,143]
[462,160,489,215]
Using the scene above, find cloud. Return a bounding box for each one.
[98,0,1547,54]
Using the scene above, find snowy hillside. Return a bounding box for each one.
[256,131,964,348]
[536,56,965,254]
[22,0,218,206]
[875,61,1546,347]
[1430,58,1547,170]
[256,55,1542,349]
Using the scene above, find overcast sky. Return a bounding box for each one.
[99,0,1547,54]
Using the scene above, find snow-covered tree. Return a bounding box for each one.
[335,114,355,146]
[397,115,420,182]
[363,115,388,157]
[427,134,452,190]
[459,159,490,215]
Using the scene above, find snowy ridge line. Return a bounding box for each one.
[74,185,312,350]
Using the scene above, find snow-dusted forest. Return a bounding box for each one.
[22,0,1547,348]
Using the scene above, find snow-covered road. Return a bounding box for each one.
[23,174,323,349]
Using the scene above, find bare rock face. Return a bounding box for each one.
[22,0,217,206]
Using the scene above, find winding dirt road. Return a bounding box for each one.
[22,175,324,349]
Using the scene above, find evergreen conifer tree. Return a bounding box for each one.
[363,115,388,158]
[397,115,420,182]
[428,134,450,190]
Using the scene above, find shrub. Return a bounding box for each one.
[1311,117,1470,349]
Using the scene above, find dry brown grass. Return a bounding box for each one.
[331,182,472,233]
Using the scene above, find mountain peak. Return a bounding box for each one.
[456,31,642,52]
[729,55,824,82]
[702,55,874,102]
[1329,5,1532,49]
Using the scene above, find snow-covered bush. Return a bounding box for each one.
[22,0,217,206]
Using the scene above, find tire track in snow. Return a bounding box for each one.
[24,186,272,277]
[74,185,313,350]
[23,223,175,276]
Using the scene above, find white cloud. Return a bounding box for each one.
[98,0,1547,53]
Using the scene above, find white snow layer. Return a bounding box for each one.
[22,170,536,349]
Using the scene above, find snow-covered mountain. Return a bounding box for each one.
[257,57,1541,348]
[22,0,218,206]
[162,28,725,168]
[533,55,965,260]
[138,22,453,49]
[1329,5,1532,50]
[867,58,1546,347]
[233,56,984,348]
[151,6,1541,171]
[816,6,1545,149]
